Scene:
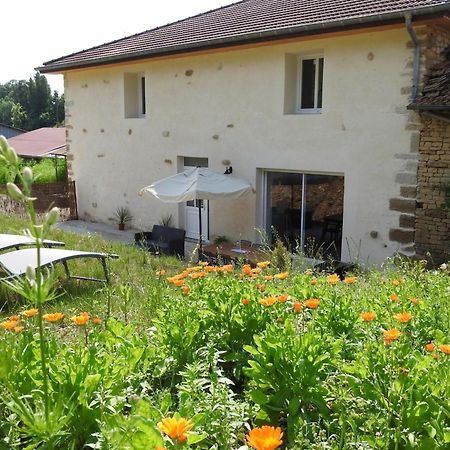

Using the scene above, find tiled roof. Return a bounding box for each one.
[410,46,450,110]
[40,0,449,72]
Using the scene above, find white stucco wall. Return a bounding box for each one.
[64,27,415,265]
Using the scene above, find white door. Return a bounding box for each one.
[185,199,208,240]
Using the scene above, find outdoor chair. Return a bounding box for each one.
[135,225,185,258]
[0,248,118,283]
[0,234,65,252]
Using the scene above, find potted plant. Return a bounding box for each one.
[115,207,133,230]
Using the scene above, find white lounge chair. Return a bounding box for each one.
[0,248,118,283]
[0,233,65,252]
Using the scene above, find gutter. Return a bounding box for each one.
[38,3,450,73]
[405,14,421,100]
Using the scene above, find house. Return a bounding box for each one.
[39,0,450,265]
[0,123,24,139]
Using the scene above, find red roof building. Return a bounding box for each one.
[7,128,67,158]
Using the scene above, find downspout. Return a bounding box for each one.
[405,14,421,100]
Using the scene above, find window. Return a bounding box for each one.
[124,72,146,118]
[297,56,323,112]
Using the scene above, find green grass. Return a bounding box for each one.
[0,158,67,184]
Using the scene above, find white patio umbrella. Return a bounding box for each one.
[140,167,252,257]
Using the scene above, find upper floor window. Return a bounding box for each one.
[124,72,146,118]
[298,56,323,112]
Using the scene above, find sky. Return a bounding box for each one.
[2,0,233,93]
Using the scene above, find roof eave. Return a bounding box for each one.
[38,5,449,74]
[407,104,450,111]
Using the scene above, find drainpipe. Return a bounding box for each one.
[405,14,421,100]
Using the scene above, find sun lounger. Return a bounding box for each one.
[0,233,65,252]
[0,248,118,283]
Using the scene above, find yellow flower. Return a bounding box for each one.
[259,297,277,307]
[22,308,38,318]
[257,261,270,269]
[344,276,356,284]
[43,312,64,323]
[1,320,18,331]
[71,314,89,326]
[384,328,401,345]
[274,272,288,280]
[14,326,25,333]
[156,270,166,276]
[247,425,283,450]
[326,274,340,285]
[304,298,320,309]
[392,278,402,286]
[157,416,193,444]
[263,275,273,281]
[360,311,376,322]
[393,312,412,323]
[251,267,262,275]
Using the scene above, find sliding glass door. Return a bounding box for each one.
[265,171,344,259]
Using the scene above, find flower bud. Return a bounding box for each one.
[4,145,18,165]
[6,183,24,201]
[0,135,8,154]
[25,265,36,281]
[22,167,33,184]
[45,207,60,227]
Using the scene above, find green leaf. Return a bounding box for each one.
[187,432,208,445]
[249,389,270,405]
[288,397,300,415]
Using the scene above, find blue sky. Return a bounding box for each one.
[2,0,232,93]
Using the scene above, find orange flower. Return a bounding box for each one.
[173,279,185,287]
[71,314,89,326]
[310,278,317,286]
[304,298,320,309]
[278,294,288,303]
[293,301,302,313]
[242,298,250,305]
[392,278,402,286]
[22,308,39,318]
[344,276,356,284]
[360,311,376,322]
[14,326,25,333]
[157,416,193,444]
[156,270,166,276]
[182,286,190,296]
[257,261,270,269]
[384,328,401,345]
[92,317,102,325]
[259,297,277,307]
[190,271,206,280]
[389,294,399,302]
[305,269,313,276]
[199,261,209,266]
[425,343,435,352]
[243,264,252,275]
[221,264,233,273]
[9,315,20,321]
[247,425,283,450]
[1,320,18,331]
[252,268,262,275]
[327,274,340,285]
[274,272,288,280]
[393,312,412,323]
[410,297,419,305]
[438,344,450,355]
[205,265,216,272]
[255,284,266,292]
[263,275,273,281]
[43,312,64,323]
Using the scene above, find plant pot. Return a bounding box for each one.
[118,223,125,231]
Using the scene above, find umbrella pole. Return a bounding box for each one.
[198,200,203,261]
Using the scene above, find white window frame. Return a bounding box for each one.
[296,55,323,114]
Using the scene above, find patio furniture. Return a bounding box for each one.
[134,225,185,258]
[0,234,65,252]
[203,241,268,267]
[0,248,118,283]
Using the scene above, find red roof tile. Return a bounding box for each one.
[7,128,66,158]
[40,0,449,72]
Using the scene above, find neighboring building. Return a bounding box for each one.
[0,123,24,139]
[7,127,67,158]
[39,0,450,265]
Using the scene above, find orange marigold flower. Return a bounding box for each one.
[182,286,190,295]
[305,269,313,276]
[255,283,266,292]
[274,272,288,280]
[9,315,20,321]
[80,311,90,318]
[199,261,209,266]
[344,276,356,284]
[156,270,166,276]
[71,314,89,326]
[247,425,283,450]
[425,343,435,352]
[42,312,64,323]
[310,278,317,286]
[438,344,450,355]
[157,417,193,444]
[259,297,277,307]
[92,317,102,325]
[14,326,25,333]
[1,320,18,331]
[257,261,270,269]
[392,278,402,286]
[393,312,412,323]
[242,298,250,305]
[190,271,206,280]
[327,274,340,285]
[410,297,419,305]
[384,328,401,345]
[389,294,399,302]
[293,301,302,313]
[22,308,39,318]
[252,268,262,275]
[221,264,233,273]
[263,275,273,281]
[278,294,288,303]
[304,298,320,309]
[243,264,252,275]
[360,311,376,321]
[173,279,185,287]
